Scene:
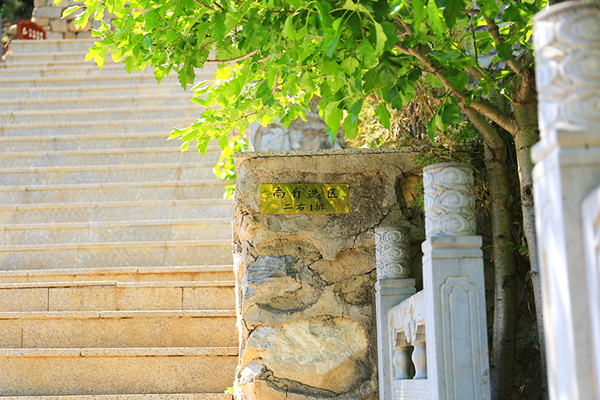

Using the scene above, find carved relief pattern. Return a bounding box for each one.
[375,226,412,279]
[423,163,476,237]
[534,3,600,135]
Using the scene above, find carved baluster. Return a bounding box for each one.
[375,226,412,279]
[411,327,427,380]
[392,333,413,379]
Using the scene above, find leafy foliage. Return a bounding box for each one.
[213,134,248,199]
[66,0,544,154]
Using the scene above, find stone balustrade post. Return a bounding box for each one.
[532,3,600,398]
[421,162,491,400]
[375,226,416,400]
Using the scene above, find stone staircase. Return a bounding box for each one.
[0,39,237,399]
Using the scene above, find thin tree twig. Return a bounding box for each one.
[484,16,533,81]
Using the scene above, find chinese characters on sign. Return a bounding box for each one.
[18,20,46,40]
[260,184,349,214]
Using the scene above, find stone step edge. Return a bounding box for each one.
[0,146,214,159]
[0,239,231,252]
[0,180,227,192]
[0,265,234,278]
[0,62,141,73]
[0,347,238,358]
[0,198,231,212]
[0,118,195,131]
[0,394,232,400]
[0,310,235,319]
[0,105,201,118]
[0,93,191,106]
[1,218,231,231]
[0,132,205,142]
[0,280,235,289]
[0,163,216,175]
[0,82,184,94]
[0,73,213,84]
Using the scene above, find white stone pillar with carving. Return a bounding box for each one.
[422,162,491,400]
[532,3,600,399]
[375,226,416,400]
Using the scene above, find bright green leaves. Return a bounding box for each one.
[412,0,426,30]
[210,13,226,42]
[428,97,461,139]
[357,40,377,69]
[443,0,464,27]
[374,22,386,55]
[425,0,446,37]
[374,103,391,129]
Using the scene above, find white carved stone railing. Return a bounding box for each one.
[377,162,491,400]
[532,3,600,399]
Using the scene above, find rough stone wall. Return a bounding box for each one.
[232,148,425,400]
[31,0,116,39]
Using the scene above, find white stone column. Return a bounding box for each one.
[532,3,600,399]
[421,163,491,400]
[375,226,416,400]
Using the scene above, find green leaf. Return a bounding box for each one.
[374,103,391,129]
[441,102,460,125]
[443,0,464,27]
[340,57,359,75]
[356,40,377,69]
[412,0,425,30]
[496,42,513,61]
[323,101,343,142]
[298,73,316,93]
[196,136,211,156]
[426,0,445,37]
[478,0,499,18]
[62,5,82,17]
[374,22,386,55]
[283,15,296,40]
[210,13,226,42]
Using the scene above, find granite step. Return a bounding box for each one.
[2,52,93,66]
[0,163,218,186]
[0,265,235,283]
[0,147,215,168]
[0,95,192,112]
[0,347,237,396]
[9,39,98,54]
[0,219,232,246]
[0,74,189,88]
[0,106,201,124]
[0,310,237,348]
[0,133,219,152]
[0,240,233,270]
[0,83,188,100]
[0,394,233,400]
[0,119,201,137]
[0,199,233,225]
[0,281,235,312]
[0,180,228,204]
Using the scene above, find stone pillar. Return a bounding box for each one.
[532,3,600,399]
[421,163,491,400]
[232,148,424,400]
[374,227,416,400]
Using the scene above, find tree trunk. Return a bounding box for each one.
[464,108,518,400]
[512,94,548,399]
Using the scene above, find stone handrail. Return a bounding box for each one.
[376,162,490,400]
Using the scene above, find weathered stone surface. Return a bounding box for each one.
[46,32,64,39]
[233,148,424,399]
[31,17,50,27]
[33,6,62,19]
[50,19,67,32]
[242,317,369,393]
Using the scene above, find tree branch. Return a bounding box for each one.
[484,16,533,82]
[193,0,222,12]
[398,44,517,133]
[206,49,262,64]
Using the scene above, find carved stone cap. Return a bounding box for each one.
[423,162,476,237]
[534,1,600,22]
[533,1,600,145]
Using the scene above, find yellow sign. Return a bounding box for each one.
[260,184,349,214]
